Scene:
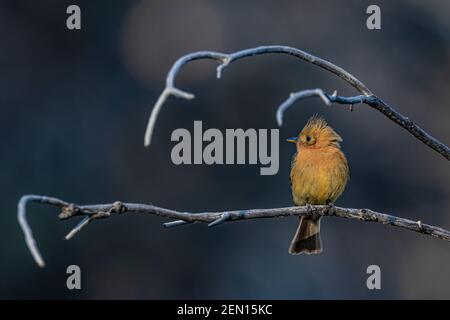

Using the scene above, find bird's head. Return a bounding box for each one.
[287,115,343,149]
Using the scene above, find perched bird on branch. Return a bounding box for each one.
[288,115,349,254]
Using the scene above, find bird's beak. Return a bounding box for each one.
[286,137,298,143]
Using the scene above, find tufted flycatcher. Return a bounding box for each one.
[288,115,349,254]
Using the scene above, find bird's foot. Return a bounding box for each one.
[327,203,336,215]
[305,203,313,216]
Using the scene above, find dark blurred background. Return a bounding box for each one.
[1,0,449,299]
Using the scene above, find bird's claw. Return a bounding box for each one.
[327,203,336,215]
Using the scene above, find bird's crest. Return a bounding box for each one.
[301,114,343,148]
[303,114,330,133]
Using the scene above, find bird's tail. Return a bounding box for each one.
[288,216,322,255]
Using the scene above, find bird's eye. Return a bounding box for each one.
[306,136,311,142]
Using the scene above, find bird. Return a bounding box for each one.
[287,115,349,255]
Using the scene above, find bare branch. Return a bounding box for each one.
[144,45,449,160]
[144,45,371,147]
[276,88,450,160]
[18,194,450,267]
[277,88,373,125]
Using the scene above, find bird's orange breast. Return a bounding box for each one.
[290,146,349,206]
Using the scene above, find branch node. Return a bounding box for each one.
[92,211,111,219]
[58,204,79,220]
[317,89,332,106]
[111,201,125,214]
[208,212,231,227]
[216,56,231,79]
[170,87,195,100]
[358,208,368,220]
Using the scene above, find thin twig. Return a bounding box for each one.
[18,194,450,267]
[64,216,91,240]
[163,220,192,228]
[144,45,449,160]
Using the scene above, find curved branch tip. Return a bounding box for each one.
[18,195,46,268]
